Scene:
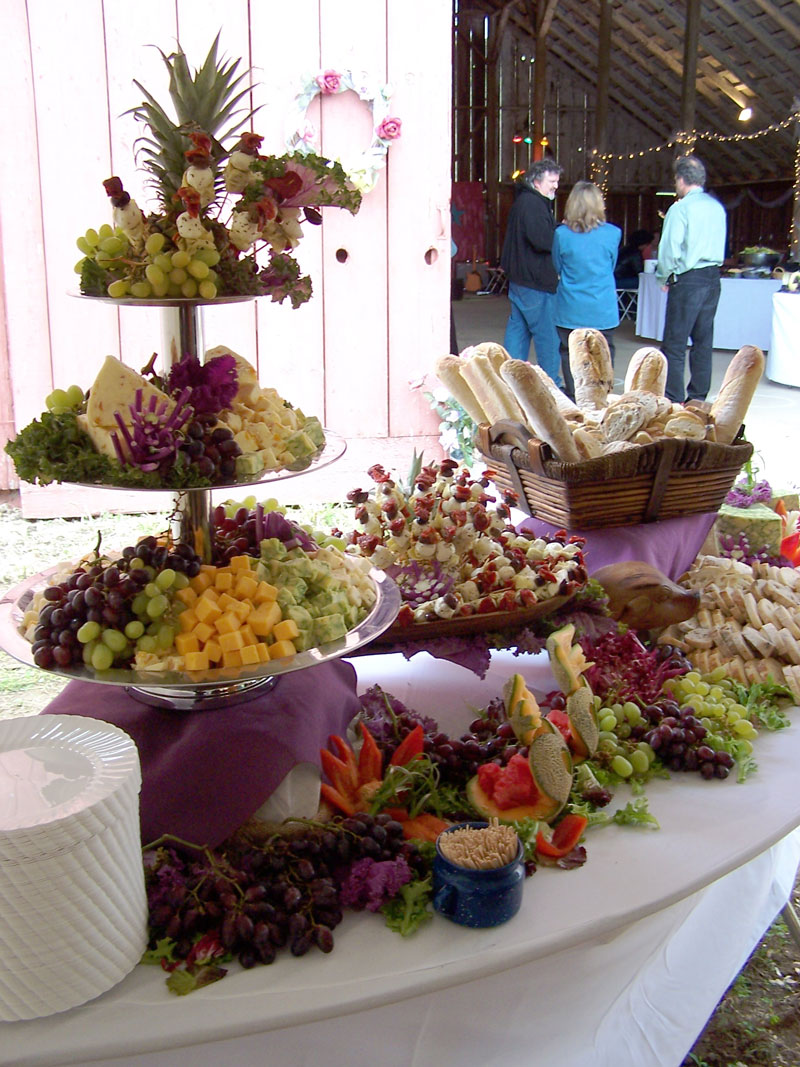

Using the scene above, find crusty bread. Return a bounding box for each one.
[709,345,765,444]
[532,365,581,417]
[624,347,667,396]
[434,355,488,424]
[600,391,659,441]
[572,426,606,459]
[500,359,581,462]
[662,408,709,440]
[471,341,511,376]
[459,353,527,425]
[568,329,614,410]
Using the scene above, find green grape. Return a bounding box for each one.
[95,253,112,269]
[205,269,218,284]
[132,593,149,616]
[194,247,220,266]
[145,264,166,287]
[74,259,87,274]
[153,253,173,273]
[144,582,160,598]
[76,236,94,255]
[629,749,650,775]
[599,714,617,733]
[77,620,101,643]
[733,720,758,740]
[173,572,189,590]
[171,250,191,269]
[145,233,166,256]
[168,283,183,297]
[725,707,742,724]
[130,280,153,299]
[101,629,128,653]
[82,641,97,665]
[137,635,157,653]
[243,495,259,509]
[84,228,100,248]
[155,568,176,591]
[155,624,175,650]
[169,267,188,285]
[45,388,70,413]
[198,279,217,300]
[611,755,633,778]
[187,258,210,280]
[91,643,115,671]
[98,223,114,239]
[129,558,146,571]
[65,384,84,408]
[181,278,198,298]
[636,741,656,762]
[598,738,617,755]
[98,236,124,256]
[151,280,170,298]
[124,620,145,640]
[146,594,169,618]
[615,722,632,739]
[622,701,642,725]
[598,730,617,743]
[107,279,130,298]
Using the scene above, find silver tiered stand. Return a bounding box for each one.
[0,298,400,710]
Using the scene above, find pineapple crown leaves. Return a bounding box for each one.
[125,33,259,210]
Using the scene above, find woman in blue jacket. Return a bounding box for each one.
[552,181,621,400]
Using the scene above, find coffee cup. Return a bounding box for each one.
[643,260,657,274]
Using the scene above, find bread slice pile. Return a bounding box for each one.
[657,554,800,701]
[435,331,764,462]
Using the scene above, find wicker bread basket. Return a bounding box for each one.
[477,420,753,529]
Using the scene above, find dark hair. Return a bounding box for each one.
[625,229,654,249]
[674,155,707,187]
[525,158,563,185]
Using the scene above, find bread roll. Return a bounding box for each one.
[572,426,605,459]
[459,353,527,426]
[532,366,582,417]
[709,345,765,444]
[624,347,667,395]
[601,397,654,441]
[568,329,614,410]
[662,408,708,440]
[434,355,489,424]
[500,359,581,462]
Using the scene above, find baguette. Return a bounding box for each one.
[499,359,581,462]
[471,341,511,376]
[568,328,614,410]
[532,365,582,418]
[624,346,667,395]
[434,355,488,425]
[709,345,765,444]
[459,353,528,426]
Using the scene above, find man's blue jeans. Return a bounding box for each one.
[503,282,562,385]
[662,266,721,402]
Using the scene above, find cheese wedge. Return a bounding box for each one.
[80,356,175,458]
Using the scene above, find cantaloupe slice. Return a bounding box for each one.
[503,673,547,745]
[545,624,594,695]
[566,686,599,760]
[528,730,573,817]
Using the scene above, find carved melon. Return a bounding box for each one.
[545,624,594,695]
[528,730,573,817]
[503,673,546,745]
[566,686,599,760]
[465,776,561,824]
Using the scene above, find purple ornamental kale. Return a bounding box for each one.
[166,353,239,414]
[339,856,413,911]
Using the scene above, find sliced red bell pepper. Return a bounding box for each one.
[775,498,789,523]
[328,734,359,790]
[780,530,800,566]
[400,812,450,842]
[319,748,358,797]
[535,814,588,858]
[389,724,425,766]
[357,722,383,782]
[319,782,357,816]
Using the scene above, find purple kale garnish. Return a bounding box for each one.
[167,353,239,415]
[338,856,412,911]
[111,387,192,471]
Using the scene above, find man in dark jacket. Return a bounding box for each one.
[500,158,563,383]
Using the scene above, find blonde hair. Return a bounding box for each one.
[563,181,606,232]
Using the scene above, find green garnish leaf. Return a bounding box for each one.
[381,874,434,937]
[611,797,660,829]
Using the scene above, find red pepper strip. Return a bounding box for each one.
[401,813,450,842]
[358,722,383,782]
[319,782,357,816]
[326,735,359,791]
[319,749,358,798]
[781,531,800,566]
[536,814,588,858]
[390,724,425,766]
[775,498,789,523]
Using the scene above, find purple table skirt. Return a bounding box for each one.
[519,512,717,581]
[44,660,361,848]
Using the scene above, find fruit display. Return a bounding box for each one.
[5,348,325,489]
[75,38,360,306]
[341,458,587,629]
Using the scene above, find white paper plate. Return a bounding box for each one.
[0,715,140,836]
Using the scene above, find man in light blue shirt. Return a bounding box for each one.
[656,155,727,401]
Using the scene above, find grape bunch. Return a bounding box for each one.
[145,813,427,970]
[427,699,526,786]
[211,500,320,564]
[44,384,84,415]
[177,414,241,483]
[29,536,202,672]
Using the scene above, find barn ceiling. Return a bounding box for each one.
[462,0,800,184]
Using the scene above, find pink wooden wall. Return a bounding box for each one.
[0,0,451,509]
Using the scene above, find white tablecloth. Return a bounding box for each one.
[636,272,782,351]
[4,649,800,1067]
[767,291,800,387]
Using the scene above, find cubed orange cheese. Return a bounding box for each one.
[239,643,261,666]
[273,618,300,642]
[229,555,253,573]
[214,570,234,591]
[204,639,223,664]
[222,649,244,668]
[256,642,272,663]
[216,592,239,613]
[218,630,245,653]
[202,586,220,603]
[253,581,278,604]
[184,650,210,671]
[215,611,241,636]
[268,639,297,661]
[234,573,258,601]
[174,632,200,656]
[189,571,213,594]
[175,586,198,607]
[195,597,222,625]
[249,601,282,637]
[192,621,215,644]
[199,564,218,579]
[178,608,199,633]
[239,623,257,646]
[230,599,251,622]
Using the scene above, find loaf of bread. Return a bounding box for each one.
[434,355,488,425]
[459,353,527,425]
[710,345,765,444]
[572,426,605,459]
[600,391,659,441]
[532,366,582,417]
[568,329,614,410]
[500,359,581,462]
[471,341,511,375]
[624,347,667,395]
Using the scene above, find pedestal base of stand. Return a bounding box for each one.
[125,675,278,711]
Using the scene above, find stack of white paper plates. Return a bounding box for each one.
[0,715,147,1021]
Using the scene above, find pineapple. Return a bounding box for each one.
[127,33,257,212]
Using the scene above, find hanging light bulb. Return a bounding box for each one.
[738,107,753,122]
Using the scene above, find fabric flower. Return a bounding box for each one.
[317,69,342,94]
[376,116,402,140]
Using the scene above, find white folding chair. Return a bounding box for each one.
[616,287,638,321]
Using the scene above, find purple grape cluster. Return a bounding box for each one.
[641,700,734,779]
[178,415,241,483]
[145,814,427,970]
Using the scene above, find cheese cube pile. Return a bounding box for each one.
[137,555,301,672]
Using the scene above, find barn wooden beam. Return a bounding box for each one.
[750,0,800,47]
[595,0,612,154]
[680,0,701,136]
